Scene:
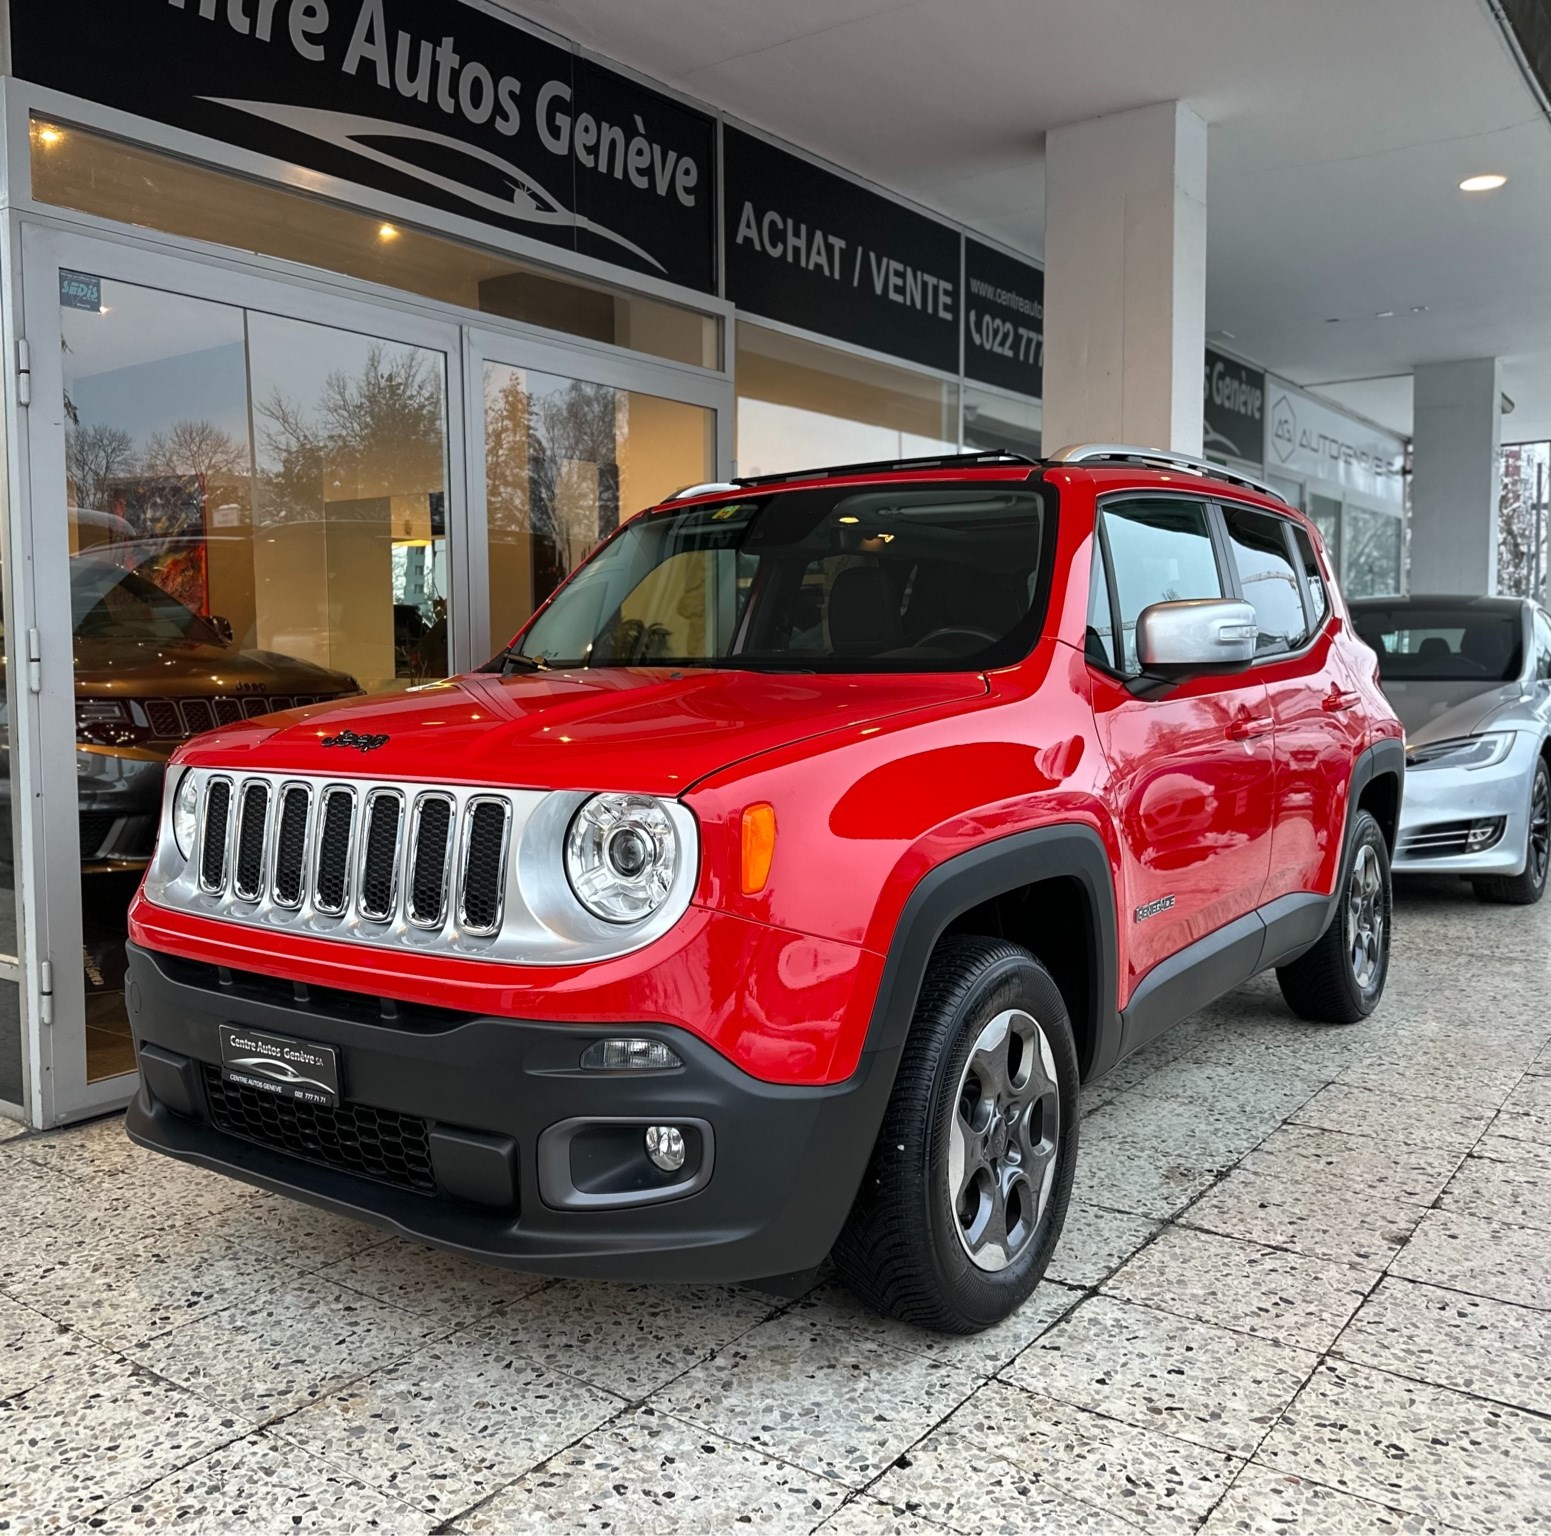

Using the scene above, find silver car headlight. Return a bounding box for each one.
[171,769,200,861]
[565,793,681,923]
[1406,731,1515,771]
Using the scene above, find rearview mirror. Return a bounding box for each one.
[1136,598,1257,676]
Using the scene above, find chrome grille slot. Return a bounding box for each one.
[272,785,311,908]
[357,790,404,922]
[314,787,357,915]
[214,698,244,726]
[233,782,272,901]
[200,778,233,892]
[241,697,270,719]
[407,793,455,928]
[182,699,216,735]
[459,797,511,936]
[146,700,182,738]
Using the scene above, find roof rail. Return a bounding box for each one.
[667,480,744,500]
[733,450,1038,488]
[1046,443,1285,501]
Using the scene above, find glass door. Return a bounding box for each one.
[21,226,467,1123]
[468,327,730,656]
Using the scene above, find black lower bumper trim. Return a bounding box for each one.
[124,942,899,1283]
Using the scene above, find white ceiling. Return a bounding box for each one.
[497,0,1551,442]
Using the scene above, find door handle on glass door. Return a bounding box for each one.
[1227,715,1274,741]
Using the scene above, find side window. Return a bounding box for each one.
[1534,610,1551,681]
[1222,505,1309,655]
[1086,535,1116,669]
[1101,498,1223,674]
[1292,525,1330,628]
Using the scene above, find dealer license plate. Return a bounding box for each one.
[218,1024,340,1108]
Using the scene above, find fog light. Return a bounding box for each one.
[580,1038,682,1072]
[645,1124,686,1172]
[1468,817,1506,849]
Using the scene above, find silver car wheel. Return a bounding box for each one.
[1346,841,1385,992]
[946,1008,1061,1273]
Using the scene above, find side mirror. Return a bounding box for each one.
[1136,598,1258,677]
[207,614,235,645]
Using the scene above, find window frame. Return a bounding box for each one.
[1087,489,1334,683]
[1089,490,1232,680]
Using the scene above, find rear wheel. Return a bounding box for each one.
[1277,809,1391,1023]
[833,936,1079,1333]
[1472,757,1550,906]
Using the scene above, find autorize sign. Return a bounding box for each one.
[9,0,718,291]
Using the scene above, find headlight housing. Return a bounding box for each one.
[565,793,680,923]
[1406,731,1515,771]
[172,769,200,861]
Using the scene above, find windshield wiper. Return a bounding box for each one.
[499,647,549,675]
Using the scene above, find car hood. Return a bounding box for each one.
[73,636,356,697]
[175,667,990,794]
[1383,679,1521,745]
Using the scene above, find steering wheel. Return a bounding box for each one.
[915,625,999,652]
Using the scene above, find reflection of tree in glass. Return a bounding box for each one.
[65,423,135,518]
[1345,507,1403,598]
[142,419,248,484]
[484,370,621,602]
[1499,443,1550,598]
[256,343,445,524]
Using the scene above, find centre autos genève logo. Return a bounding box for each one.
[183,0,706,276]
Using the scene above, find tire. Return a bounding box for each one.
[1472,757,1550,906]
[832,935,1080,1333]
[1276,808,1391,1024]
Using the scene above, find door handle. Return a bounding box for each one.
[1323,690,1360,713]
[1227,715,1274,741]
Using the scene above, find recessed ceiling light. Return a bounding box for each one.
[1459,173,1507,192]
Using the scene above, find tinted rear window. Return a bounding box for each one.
[1354,605,1523,681]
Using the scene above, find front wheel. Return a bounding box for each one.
[833,936,1079,1333]
[1277,808,1392,1023]
[1472,757,1551,906]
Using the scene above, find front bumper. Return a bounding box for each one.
[123,942,898,1283]
[1393,735,1536,876]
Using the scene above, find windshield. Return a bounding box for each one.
[513,482,1052,672]
[71,559,225,646]
[1354,603,1523,682]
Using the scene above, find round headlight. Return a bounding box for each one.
[565,793,680,924]
[172,770,199,861]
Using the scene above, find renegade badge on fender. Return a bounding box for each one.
[124,447,1403,1333]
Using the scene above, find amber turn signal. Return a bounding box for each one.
[740,803,777,893]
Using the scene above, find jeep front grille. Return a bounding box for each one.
[150,768,700,965]
[194,774,515,940]
[142,694,325,742]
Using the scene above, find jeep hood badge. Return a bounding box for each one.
[321,729,389,753]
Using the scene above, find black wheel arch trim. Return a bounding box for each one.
[862,822,1122,1081]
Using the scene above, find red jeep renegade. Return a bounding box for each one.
[125,446,1403,1333]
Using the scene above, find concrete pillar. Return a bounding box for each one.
[1410,358,1503,596]
[1041,101,1208,455]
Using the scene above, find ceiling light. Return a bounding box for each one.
[377,223,400,240]
[36,125,63,146]
[1459,173,1507,192]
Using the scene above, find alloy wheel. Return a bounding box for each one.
[947,1008,1061,1272]
[1346,841,1385,992]
[1530,768,1550,888]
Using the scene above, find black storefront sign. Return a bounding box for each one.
[1203,348,1266,466]
[8,0,717,292]
[724,126,962,375]
[963,239,1044,397]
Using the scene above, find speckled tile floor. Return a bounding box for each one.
[3,876,1549,1534]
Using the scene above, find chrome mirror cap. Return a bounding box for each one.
[1137,598,1258,672]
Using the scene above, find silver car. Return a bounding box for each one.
[1351,595,1551,904]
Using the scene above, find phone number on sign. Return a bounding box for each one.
[968,310,1042,366]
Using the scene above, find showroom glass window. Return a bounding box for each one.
[735,323,958,477]
[1099,499,1224,674]
[1292,525,1330,627]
